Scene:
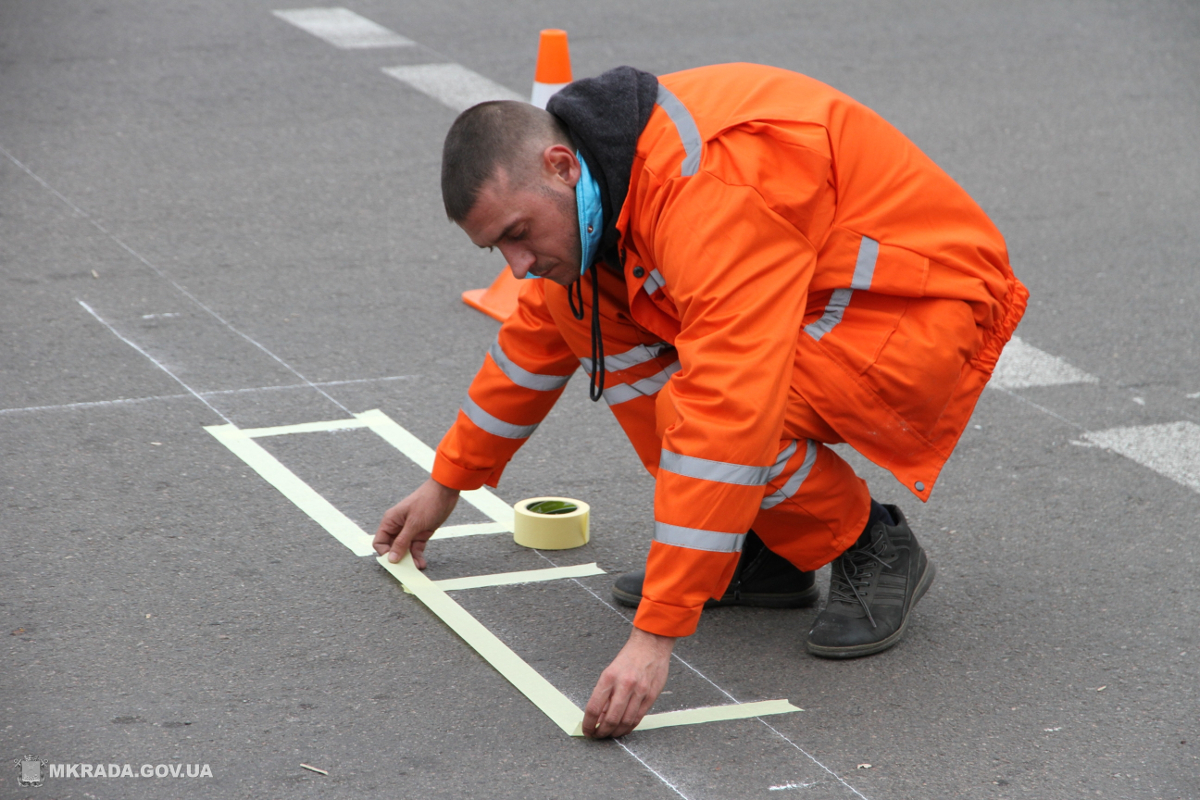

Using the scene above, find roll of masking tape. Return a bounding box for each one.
[513,497,590,550]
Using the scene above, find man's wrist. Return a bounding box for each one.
[426,477,461,498]
[630,625,677,654]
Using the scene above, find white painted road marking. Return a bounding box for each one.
[1083,421,1200,493]
[382,63,524,112]
[273,8,413,49]
[991,335,1098,389]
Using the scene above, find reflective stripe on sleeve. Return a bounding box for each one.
[659,450,773,486]
[804,288,853,341]
[643,268,666,295]
[655,85,702,177]
[654,522,747,553]
[766,439,798,482]
[760,439,818,509]
[851,236,879,290]
[601,361,681,406]
[579,341,670,375]
[805,236,880,341]
[488,339,572,392]
[460,394,539,439]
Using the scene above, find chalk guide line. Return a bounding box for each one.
[206,408,802,737]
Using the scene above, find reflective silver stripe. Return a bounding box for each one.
[761,439,818,509]
[804,288,853,341]
[655,85,702,177]
[660,450,773,486]
[643,268,666,295]
[580,342,670,375]
[654,522,746,553]
[460,395,538,439]
[805,236,879,341]
[488,339,571,392]
[851,236,879,290]
[766,440,798,482]
[602,361,680,406]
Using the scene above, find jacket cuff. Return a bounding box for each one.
[632,597,702,638]
[431,451,507,491]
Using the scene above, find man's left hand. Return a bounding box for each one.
[583,627,676,739]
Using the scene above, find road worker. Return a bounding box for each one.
[374,63,1028,739]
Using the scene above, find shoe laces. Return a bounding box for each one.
[828,529,893,629]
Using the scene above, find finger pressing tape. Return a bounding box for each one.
[513,497,589,550]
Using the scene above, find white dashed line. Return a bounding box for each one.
[382,63,524,112]
[272,7,413,49]
[1083,421,1200,494]
[990,335,1098,390]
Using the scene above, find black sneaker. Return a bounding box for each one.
[612,530,820,609]
[805,505,935,659]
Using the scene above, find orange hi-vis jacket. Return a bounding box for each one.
[432,63,1028,637]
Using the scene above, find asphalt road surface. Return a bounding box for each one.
[2,2,1198,798]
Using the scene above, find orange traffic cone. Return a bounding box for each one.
[530,29,572,110]
[461,29,573,322]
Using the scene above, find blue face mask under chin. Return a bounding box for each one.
[521,150,603,280]
[575,152,604,276]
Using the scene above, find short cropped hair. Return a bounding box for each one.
[441,101,572,222]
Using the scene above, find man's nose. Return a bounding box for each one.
[501,246,535,278]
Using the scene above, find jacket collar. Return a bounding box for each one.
[547,66,659,274]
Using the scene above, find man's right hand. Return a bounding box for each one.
[373,478,461,569]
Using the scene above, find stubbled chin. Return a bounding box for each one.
[545,267,578,287]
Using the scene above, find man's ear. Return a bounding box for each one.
[543,144,580,188]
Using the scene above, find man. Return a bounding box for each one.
[374,63,1027,739]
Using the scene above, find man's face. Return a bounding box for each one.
[459,145,582,287]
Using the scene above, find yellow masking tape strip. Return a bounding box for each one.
[354,409,435,469]
[357,409,515,530]
[205,424,376,557]
[432,521,511,539]
[433,563,605,592]
[241,418,372,437]
[633,698,800,733]
[377,554,585,736]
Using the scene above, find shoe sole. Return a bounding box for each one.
[612,584,821,611]
[805,558,937,659]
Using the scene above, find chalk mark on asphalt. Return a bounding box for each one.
[76,301,232,424]
[614,740,691,800]
[0,375,418,417]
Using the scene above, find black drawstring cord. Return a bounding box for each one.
[568,276,584,321]
[588,264,605,402]
[568,267,605,402]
